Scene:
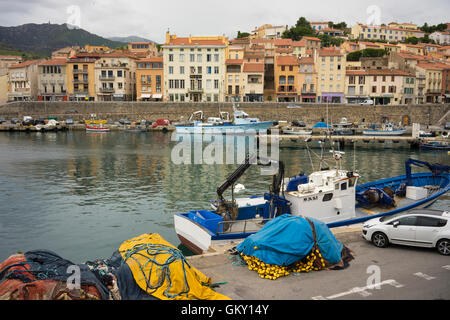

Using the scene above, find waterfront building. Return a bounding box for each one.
[136,57,164,101]
[7,59,42,101]
[243,61,265,102]
[94,51,137,101]
[38,58,68,101]
[298,56,317,103]
[0,73,7,104]
[66,53,99,101]
[0,56,22,75]
[274,55,299,102]
[316,49,346,103]
[225,58,244,102]
[162,32,228,102]
[415,62,449,103]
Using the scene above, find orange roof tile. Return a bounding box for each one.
[292,40,306,47]
[226,59,244,65]
[39,58,67,66]
[317,49,343,56]
[8,59,42,69]
[166,37,227,46]
[302,36,321,42]
[138,57,163,63]
[299,57,314,64]
[276,55,298,65]
[274,39,293,46]
[243,63,264,72]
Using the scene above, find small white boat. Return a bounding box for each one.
[363,123,406,136]
[175,105,273,134]
[86,124,110,133]
[282,127,312,135]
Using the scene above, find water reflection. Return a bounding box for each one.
[0,131,448,262]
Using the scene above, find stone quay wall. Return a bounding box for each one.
[0,101,448,126]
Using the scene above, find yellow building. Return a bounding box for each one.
[0,73,8,104]
[275,55,299,102]
[66,53,99,101]
[84,45,111,53]
[136,57,164,101]
[298,57,317,103]
[316,49,346,103]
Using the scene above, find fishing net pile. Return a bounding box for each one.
[235,214,354,280]
[0,233,229,300]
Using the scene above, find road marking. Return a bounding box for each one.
[413,272,436,280]
[442,265,450,271]
[311,279,403,300]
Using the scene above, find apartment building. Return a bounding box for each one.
[415,62,447,103]
[94,52,137,101]
[0,73,8,104]
[302,37,322,51]
[316,49,346,103]
[298,57,317,103]
[243,61,265,102]
[0,56,22,75]
[162,32,228,102]
[66,53,99,101]
[38,58,68,101]
[51,46,80,59]
[292,41,307,58]
[128,42,159,58]
[250,24,288,39]
[351,24,425,41]
[275,55,299,102]
[136,57,163,101]
[310,22,330,32]
[7,59,42,101]
[429,32,450,45]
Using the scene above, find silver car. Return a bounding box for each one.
[362,209,450,255]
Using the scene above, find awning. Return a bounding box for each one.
[301,95,316,99]
[140,94,151,98]
[152,94,162,99]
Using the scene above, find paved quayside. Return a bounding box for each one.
[188,227,450,300]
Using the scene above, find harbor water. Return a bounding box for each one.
[0,131,448,262]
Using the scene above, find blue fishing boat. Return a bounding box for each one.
[363,123,406,136]
[420,140,450,151]
[174,105,273,134]
[174,155,449,254]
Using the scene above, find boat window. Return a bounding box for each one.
[322,193,333,202]
[341,182,347,191]
[349,178,355,188]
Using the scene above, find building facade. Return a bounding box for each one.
[38,58,68,101]
[66,55,98,101]
[136,57,163,101]
[316,49,346,103]
[94,52,137,101]
[275,55,299,102]
[162,32,228,102]
[7,60,42,101]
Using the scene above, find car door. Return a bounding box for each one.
[387,216,417,244]
[415,216,447,247]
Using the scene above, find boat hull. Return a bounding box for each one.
[363,129,406,136]
[174,172,449,253]
[175,121,273,134]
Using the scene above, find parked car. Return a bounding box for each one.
[360,99,374,106]
[119,119,131,125]
[362,209,450,255]
[286,104,302,109]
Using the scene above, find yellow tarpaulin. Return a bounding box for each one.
[118,233,230,300]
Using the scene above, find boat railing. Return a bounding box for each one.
[216,217,272,235]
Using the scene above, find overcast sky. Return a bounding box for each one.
[0,0,448,43]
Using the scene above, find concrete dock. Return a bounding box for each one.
[188,226,450,300]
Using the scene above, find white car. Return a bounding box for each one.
[360,99,374,106]
[362,209,450,255]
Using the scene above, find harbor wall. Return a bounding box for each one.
[0,101,448,125]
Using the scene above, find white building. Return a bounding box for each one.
[162,33,228,102]
[429,31,450,45]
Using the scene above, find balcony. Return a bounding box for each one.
[100,87,115,93]
[99,75,115,81]
[278,86,297,93]
[74,89,89,94]
[188,87,204,93]
[73,69,88,74]
[426,89,442,94]
[73,79,89,83]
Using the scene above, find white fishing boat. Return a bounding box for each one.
[363,123,406,136]
[282,127,312,136]
[86,124,110,133]
[175,105,273,134]
[174,143,449,254]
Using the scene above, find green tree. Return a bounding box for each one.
[404,37,419,45]
[282,17,315,41]
[317,34,345,47]
[237,31,250,39]
[346,48,388,61]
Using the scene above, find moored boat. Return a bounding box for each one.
[363,123,406,136]
[174,153,449,254]
[86,124,110,133]
[420,140,450,151]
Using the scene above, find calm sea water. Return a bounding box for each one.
[0,131,448,262]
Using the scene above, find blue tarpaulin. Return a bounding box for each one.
[236,214,343,266]
[312,122,331,128]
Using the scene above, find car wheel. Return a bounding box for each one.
[436,239,450,256]
[372,232,389,248]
